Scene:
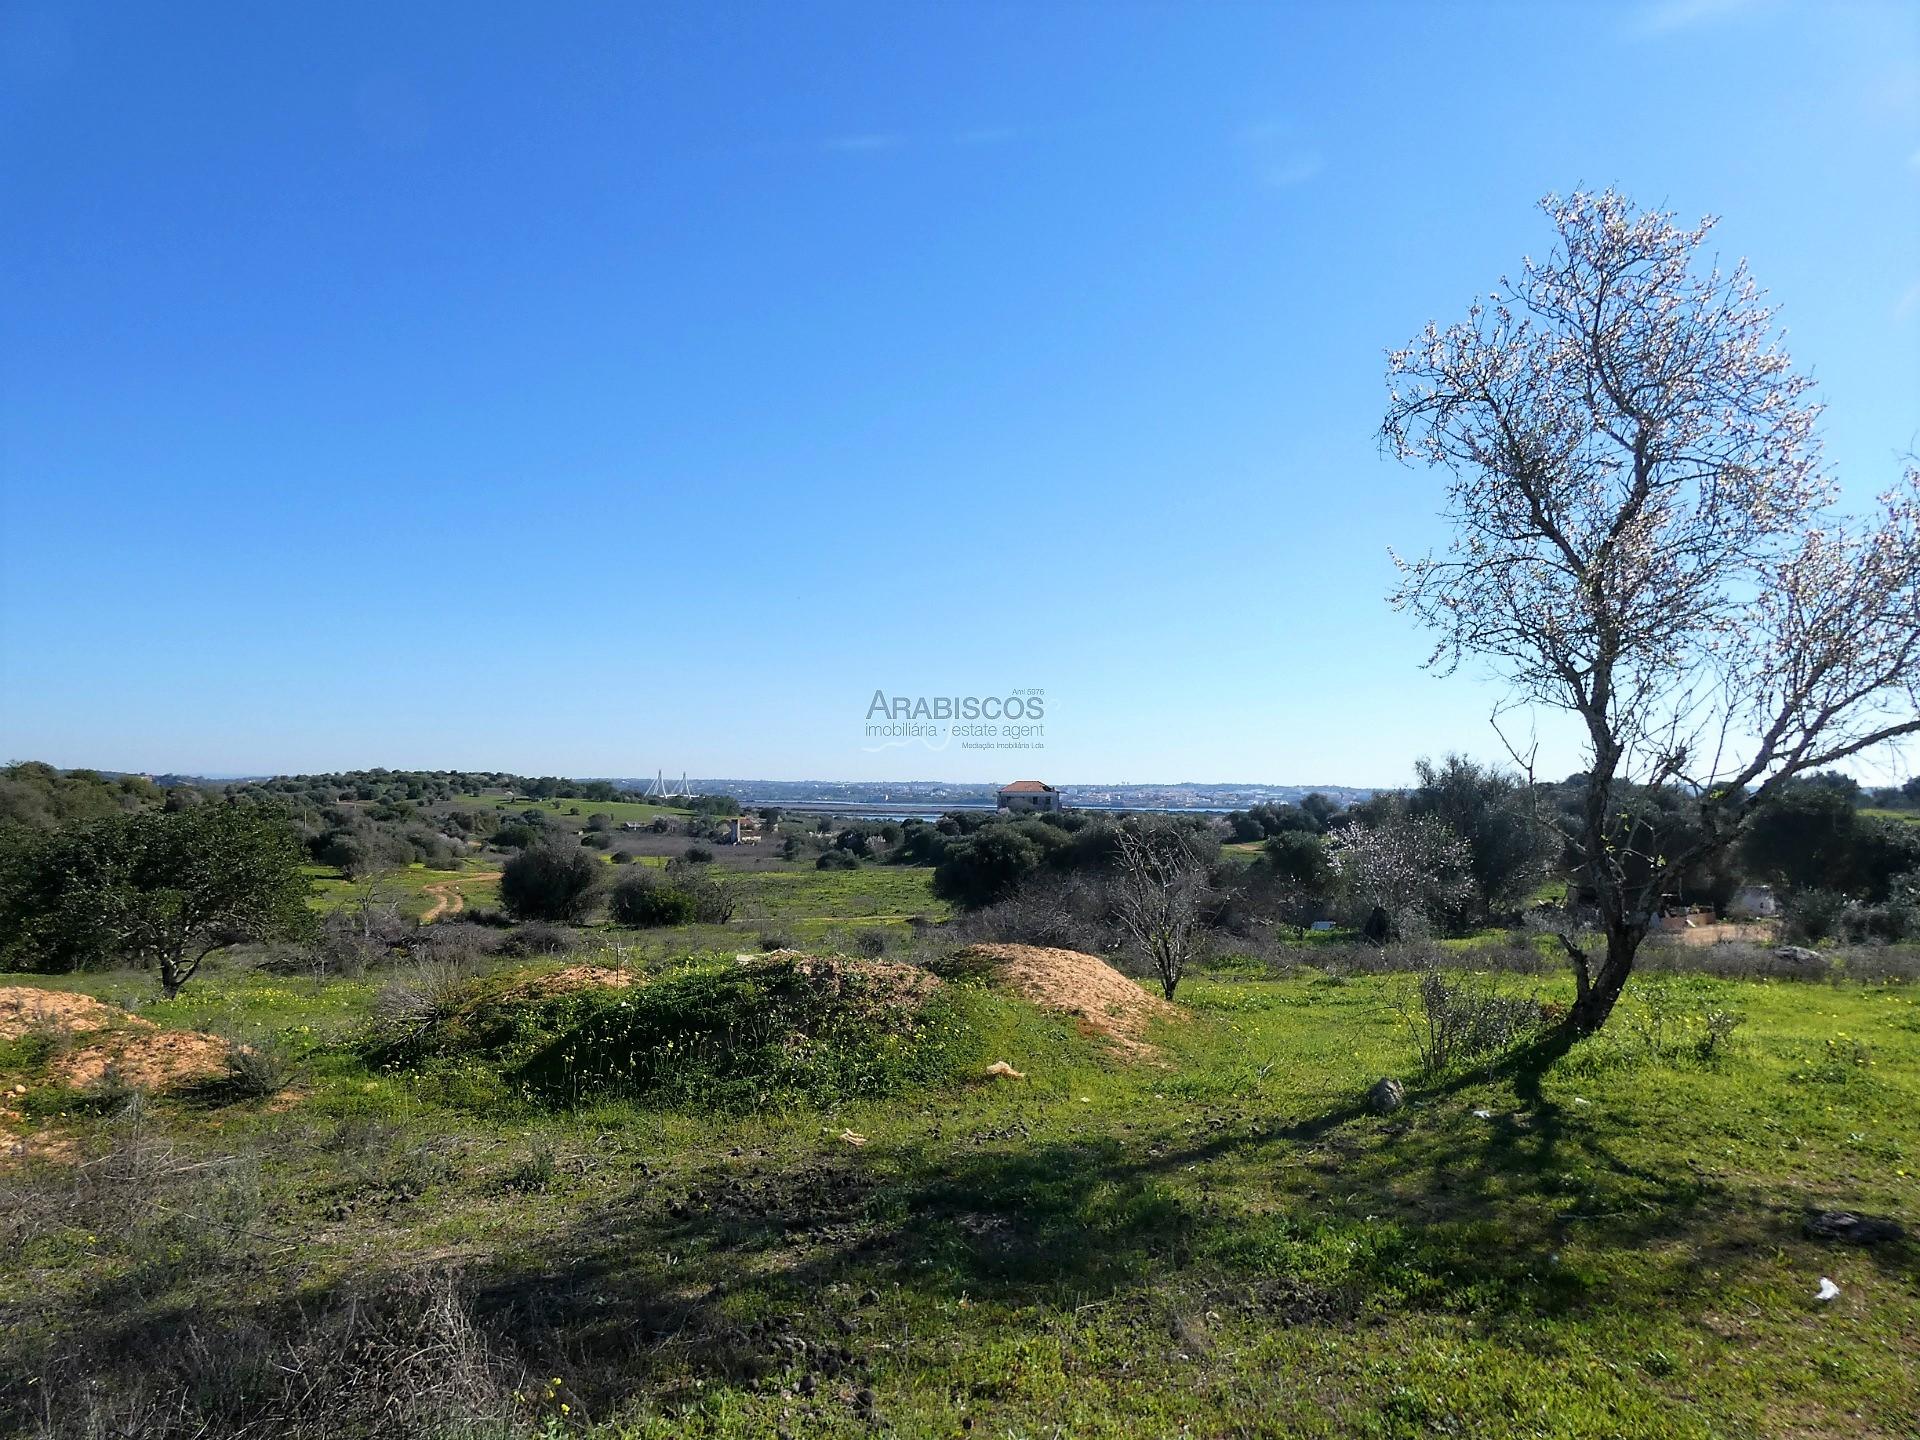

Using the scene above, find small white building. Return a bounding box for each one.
[997,780,1063,814]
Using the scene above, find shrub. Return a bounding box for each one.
[498,920,578,957]
[208,1037,300,1101]
[414,921,503,968]
[609,870,696,927]
[610,850,633,864]
[931,823,1043,906]
[945,872,1116,953]
[684,844,714,863]
[1404,967,1543,1074]
[1783,887,1847,943]
[1697,1008,1746,1059]
[816,849,859,871]
[375,960,476,1036]
[851,928,890,957]
[498,844,602,923]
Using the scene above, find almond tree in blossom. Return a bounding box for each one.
[1383,189,1920,1037]
[1325,814,1475,940]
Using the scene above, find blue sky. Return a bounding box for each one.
[2,0,1916,786]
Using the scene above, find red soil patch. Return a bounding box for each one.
[0,984,232,1093]
[953,943,1179,1060]
[53,1030,232,1092]
[0,987,135,1042]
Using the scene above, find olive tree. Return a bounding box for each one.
[499,843,603,923]
[0,806,315,996]
[1384,189,1920,1035]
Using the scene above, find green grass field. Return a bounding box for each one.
[4,937,1917,1438]
[456,795,694,825]
[1861,808,1920,826]
[726,867,948,923]
[307,857,951,942]
[305,861,503,919]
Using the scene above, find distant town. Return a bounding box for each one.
[628,778,1380,814]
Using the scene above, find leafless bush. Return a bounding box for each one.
[497,920,578,957]
[10,1267,518,1439]
[1634,939,1919,984]
[373,959,474,1034]
[1402,966,1545,1075]
[944,872,1120,954]
[1,1097,265,1287]
[1314,939,1551,979]
[413,920,505,968]
[1842,946,1920,984]
[1633,939,1824,981]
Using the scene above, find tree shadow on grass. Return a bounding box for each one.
[10,1049,1915,1435]
[449,1050,1916,1416]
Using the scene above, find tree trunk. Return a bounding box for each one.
[1565,922,1641,1035]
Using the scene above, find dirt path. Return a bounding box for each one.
[422,872,501,923]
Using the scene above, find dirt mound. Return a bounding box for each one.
[399,950,962,1113]
[952,944,1179,1059]
[0,984,231,1093]
[0,987,136,1041]
[501,964,638,1001]
[54,1030,231,1091]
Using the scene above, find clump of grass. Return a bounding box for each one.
[374,960,475,1036]
[186,1036,302,1105]
[0,1018,70,1076]
[502,1135,558,1192]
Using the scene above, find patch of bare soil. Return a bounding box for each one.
[951,943,1179,1059]
[0,984,232,1093]
[501,965,639,1001]
[2,1129,79,1166]
[0,986,137,1041]
[1667,920,1778,948]
[422,871,502,923]
[54,1030,233,1092]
